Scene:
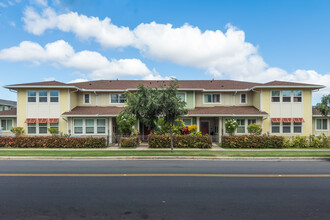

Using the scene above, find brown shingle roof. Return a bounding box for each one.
[312,107,330,116]
[187,106,268,116]
[62,106,124,116]
[69,80,262,90]
[0,108,17,116]
[262,80,323,87]
[5,81,73,88]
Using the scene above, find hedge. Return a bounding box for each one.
[0,136,106,148]
[148,134,212,148]
[222,135,284,148]
[120,137,138,148]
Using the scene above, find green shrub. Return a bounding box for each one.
[221,135,284,148]
[120,137,138,148]
[225,119,238,135]
[116,112,137,135]
[291,136,309,148]
[0,136,106,148]
[148,134,212,148]
[283,138,292,148]
[10,127,24,136]
[247,123,262,135]
[48,128,59,136]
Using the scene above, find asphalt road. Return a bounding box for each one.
[0,160,330,219]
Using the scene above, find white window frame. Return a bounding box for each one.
[83,93,91,104]
[176,92,187,102]
[74,119,83,134]
[282,90,291,102]
[38,90,48,103]
[271,90,280,103]
[50,90,59,103]
[240,93,247,104]
[282,122,291,133]
[316,118,328,131]
[247,119,256,125]
[97,119,106,134]
[0,119,13,131]
[182,118,192,126]
[203,93,221,104]
[293,90,302,103]
[293,122,303,134]
[27,90,37,103]
[27,123,37,134]
[271,122,280,134]
[73,118,108,135]
[38,123,48,134]
[236,119,246,134]
[110,93,127,104]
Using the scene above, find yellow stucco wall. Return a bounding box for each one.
[17,89,27,129]
[261,88,313,136]
[59,89,69,134]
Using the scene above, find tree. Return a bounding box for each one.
[316,94,330,117]
[116,111,137,136]
[10,127,24,136]
[158,80,187,151]
[125,79,187,152]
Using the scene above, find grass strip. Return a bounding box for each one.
[0,150,329,157]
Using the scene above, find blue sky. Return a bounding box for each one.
[0,0,329,103]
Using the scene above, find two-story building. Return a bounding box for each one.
[0,80,328,141]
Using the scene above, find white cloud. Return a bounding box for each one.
[7,1,14,6]
[0,2,7,7]
[35,0,47,7]
[67,78,88,84]
[43,76,56,81]
[0,40,165,80]
[21,7,330,99]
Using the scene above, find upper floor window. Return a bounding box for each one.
[282,90,291,102]
[316,119,328,130]
[39,91,48,103]
[111,94,126,103]
[27,90,37,102]
[50,90,59,102]
[293,90,302,102]
[84,94,90,104]
[176,93,186,101]
[240,94,247,104]
[204,94,220,103]
[271,91,280,102]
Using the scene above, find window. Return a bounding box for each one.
[176,93,186,101]
[282,122,291,133]
[316,119,328,130]
[28,123,36,134]
[50,123,59,129]
[240,94,247,104]
[271,122,280,133]
[236,119,245,133]
[39,123,48,134]
[204,94,220,103]
[74,119,83,134]
[84,94,90,104]
[39,91,48,102]
[248,119,256,125]
[110,94,126,103]
[183,118,192,126]
[0,119,12,131]
[27,90,37,102]
[282,90,291,102]
[85,119,94,134]
[271,91,280,102]
[293,122,302,133]
[293,90,302,102]
[97,119,106,134]
[50,90,59,102]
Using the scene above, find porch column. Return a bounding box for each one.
[109,117,113,143]
[218,117,222,143]
[197,117,200,132]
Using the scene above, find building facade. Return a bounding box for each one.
[0,80,328,141]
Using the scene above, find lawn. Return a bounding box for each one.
[0,150,330,157]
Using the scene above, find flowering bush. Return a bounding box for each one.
[247,123,262,135]
[120,137,138,148]
[10,127,24,136]
[148,134,212,148]
[116,111,137,135]
[222,135,284,148]
[225,119,238,135]
[0,136,106,148]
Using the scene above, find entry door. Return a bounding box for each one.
[200,121,209,135]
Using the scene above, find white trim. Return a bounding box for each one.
[73,118,107,135]
[62,114,118,117]
[0,115,16,118]
[240,93,247,104]
[187,114,268,117]
[0,119,13,131]
[5,85,78,89]
[83,93,91,104]
[202,93,221,104]
[315,118,329,131]
[193,91,196,108]
[109,93,127,104]
[177,92,187,102]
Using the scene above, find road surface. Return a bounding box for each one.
[0,160,330,219]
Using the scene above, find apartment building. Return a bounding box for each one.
[0,80,328,141]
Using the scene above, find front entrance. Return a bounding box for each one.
[200,121,209,135]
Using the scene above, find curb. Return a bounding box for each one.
[0,156,329,161]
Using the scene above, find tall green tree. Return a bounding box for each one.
[124,80,187,151]
[316,94,330,117]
